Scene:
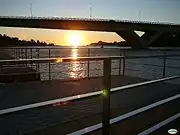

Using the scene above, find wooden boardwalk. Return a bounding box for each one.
[0,75,179,135]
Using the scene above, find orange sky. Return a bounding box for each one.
[0,27,124,45]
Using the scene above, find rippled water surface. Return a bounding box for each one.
[11,47,180,83]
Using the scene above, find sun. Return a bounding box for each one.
[66,31,84,47]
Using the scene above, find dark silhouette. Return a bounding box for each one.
[150,33,180,47]
[89,41,129,47]
[0,33,180,47]
[0,34,55,47]
[90,33,180,47]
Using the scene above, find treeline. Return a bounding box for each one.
[89,41,128,47]
[1,33,180,47]
[0,34,55,47]
[90,33,180,47]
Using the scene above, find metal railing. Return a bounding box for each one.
[1,47,180,82]
[0,56,180,135]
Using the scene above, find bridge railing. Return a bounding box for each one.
[0,56,179,135]
[0,16,178,26]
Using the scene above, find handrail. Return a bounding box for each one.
[0,54,180,65]
[68,94,180,135]
[0,56,124,65]
[2,46,180,51]
[0,75,179,115]
[125,54,180,59]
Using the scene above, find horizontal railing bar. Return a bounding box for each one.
[0,91,102,115]
[126,61,164,68]
[137,112,180,135]
[89,69,102,71]
[111,75,179,92]
[166,65,180,69]
[166,58,180,60]
[0,47,129,49]
[125,54,180,59]
[0,72,39,76]
[1,54,180,65]
[0,75,179,115]
[126,61,180,69]
[124,68,141,72]
[0,56,124,65]
[2,46,180,51]
[67,94,180,135]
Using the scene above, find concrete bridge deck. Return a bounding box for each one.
[0,75,179,135]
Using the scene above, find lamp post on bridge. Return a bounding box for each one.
[30,3,33,17]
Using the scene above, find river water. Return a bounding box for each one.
[11,46,180,83]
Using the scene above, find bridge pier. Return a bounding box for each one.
[116,30,147,49]
[116,30,166,49]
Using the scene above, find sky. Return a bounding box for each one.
[0,0,179,45]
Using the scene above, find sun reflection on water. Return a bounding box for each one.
[69,48,80,78]
[72,48,78,59]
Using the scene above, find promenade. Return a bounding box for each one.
[0,75,179,135]
[0,49,40,83]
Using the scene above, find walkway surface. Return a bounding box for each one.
[0,49,40,83]
[0,49,12,60]
[0,75,179,135]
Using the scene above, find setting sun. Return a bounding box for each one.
[66,31,84,47]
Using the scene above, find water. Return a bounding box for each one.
[10,47,180,83]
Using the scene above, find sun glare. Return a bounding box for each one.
[66,31,84,47]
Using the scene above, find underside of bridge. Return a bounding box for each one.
[0,17,180,49]
[116,30,165,49]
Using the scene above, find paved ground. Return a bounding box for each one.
[150,118,180,135]
[0,49,40,83]
[0,49,12,60]
[0,75,179,135]
[0,75,147,109]
[89,98,180,135]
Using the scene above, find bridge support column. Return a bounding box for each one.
[116,30,164,49]
[116,30,147,49]
[141,31,164,46]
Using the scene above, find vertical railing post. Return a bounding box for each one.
[14,48,15,58]
[119,49,121,75]
[22,49,24,59]
[35,49,38,71]
[162,51,166,78]
[30,48,33,67]
[0,63,3,72]
[21,48,23,59]
[25,49,27,59]
[122,51,126,76]
[37,48,40,71]
[25,49,28,66]
[20,49,22,58]
[15,48,17,59]
[87,48,90,78]
[102,58,111,135]
[30,48,33,59]
[11,48,13,58]
[48,48,51,80]
[18,48,20,59]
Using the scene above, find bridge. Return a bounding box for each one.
[1,16,180,48]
